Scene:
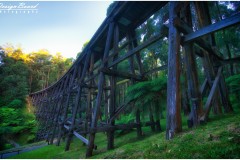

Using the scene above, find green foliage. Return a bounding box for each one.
[0,107,23,134]
[11,111,240,159]
[0,56,29,106]
[115,114,135,124]
[226,74,240,93]
[7,99,23,108]
[4,144,13,150]
[0,106,37,150]
[0,46,70,150]
[126,75,167,108]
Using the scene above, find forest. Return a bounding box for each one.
[0,45,74,150]
[0,1,240,158]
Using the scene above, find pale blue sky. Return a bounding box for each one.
[0,1,112,58]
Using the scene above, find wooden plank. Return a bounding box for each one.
[108,99,134,123]
[107,23,119,150]
[174,18,223,61]
[84,73,98,83]
[126,30,142,138]
[181,3,203,127]
[194,2,216,45]
[129,29,144,76]
[183,43,203,127]
[49,79,68,144]
[56,92,70,145]
[143,65,167,76]
[202,51,222,115]
[86,22,114,158]
[218,74,233,113]
[100,68,144,81]
[220,56,240,65]
[184,13,240,42]
[64,125,69,130]
[200,78,209,95]
[203,67,223,121]
[73,131,89,145]
[115,123,139,130]
[194,3,224,115]
[65,52,91,151]
[108,26,168,68]
[90,123,139,133]
[166,1,182,140]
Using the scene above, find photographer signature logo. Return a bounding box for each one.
[0,2,39,14]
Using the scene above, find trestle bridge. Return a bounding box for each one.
[30,1,240,157]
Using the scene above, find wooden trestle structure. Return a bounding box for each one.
[30,2,240,157]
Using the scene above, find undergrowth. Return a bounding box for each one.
[11,110,240,159]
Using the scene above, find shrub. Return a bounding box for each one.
[7,99,23,108]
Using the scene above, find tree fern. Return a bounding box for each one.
[126,75,167,118]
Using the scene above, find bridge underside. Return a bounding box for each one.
[30,1,240,157]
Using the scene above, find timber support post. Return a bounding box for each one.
[86,21,115,157]
[166,1,182,140]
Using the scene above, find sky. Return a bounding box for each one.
[0,1,113,58]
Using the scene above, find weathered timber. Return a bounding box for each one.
[195,2,232,115]
[65,52,91,151]
[149,103,156,132]
[202,51,222,115]
[50,79,69,144]
[174,18,223,61]
[29,2,238,158]
[200,78,209,96]
[143,65,168,76]
[108,26,168,68]
[203,67,223,121]
[90,123,139,133]
[56,72,76,146]
[166,1,182,140]
[220,57,240,66]
[107,23,119,150]
[194,2,216,45]
[100,68,144,81]
[127,30,142,138]
[183,43,203,127]
[86,22,114,158]
[108,99,134,123]
[184,13,240,43]
[73,131,89,145]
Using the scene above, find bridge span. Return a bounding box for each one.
[30,1,240,157]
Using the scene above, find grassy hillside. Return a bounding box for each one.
[11,109,240,159]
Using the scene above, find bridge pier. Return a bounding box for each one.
[166,1,182,140]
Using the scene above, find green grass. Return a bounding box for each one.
[0,141,46,155]
[10,110,240,159]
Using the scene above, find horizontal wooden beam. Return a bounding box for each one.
[100,68,144,81]
[174,18,223,61]
[90,123,139,133]
[220,56,240,65]
[145,121,157,126]
[84,74,98,83]
[184,13,240,42]
[104,39,133,64]
[143,65,167,76]
[108,26,168,68]
[115,123,139,130]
